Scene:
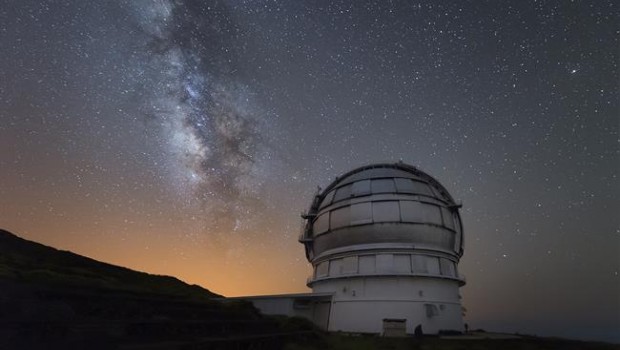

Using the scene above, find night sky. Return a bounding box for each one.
[1,0,618,343]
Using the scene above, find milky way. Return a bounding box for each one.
[131,0,273,233]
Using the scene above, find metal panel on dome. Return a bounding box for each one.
[329,258,342,276]
[394,178,417,193]
[372,201,400,222]
[412,255,428,273]
[342,256,358,274]
[400,201,442,225]
[376,254,393,273]
[371,178,396,193]
[439,258,455,277]
[351,180,371,196]
[359,255,376,273]
[393,178,433,196]
[350,202,372,225]
[441,207,455,230]
[394,254,411,273]
[314,213,330,234]
[330,206,350,229]
[427,257,440,275]
[316,261,329,277]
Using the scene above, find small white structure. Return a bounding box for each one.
[228,293,332,330]
[237,163,466,335]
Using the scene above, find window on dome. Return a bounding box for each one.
[333,184,352,202]
[351,179,371,196]
[371,178,396,193]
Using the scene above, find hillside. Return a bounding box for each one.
[0,229,219,299]
[0,229,315,349]
[285,333,619,350]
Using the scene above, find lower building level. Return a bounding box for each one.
[228,275,464,336]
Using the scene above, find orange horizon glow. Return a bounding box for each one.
[8,223,312,297]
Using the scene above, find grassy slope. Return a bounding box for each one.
[0,229,299,349]
[285,333,620,350]
[0,228,220,299]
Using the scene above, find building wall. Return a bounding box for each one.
[243,296,332,331]
[250,298,295,316]
[313,276,463,334]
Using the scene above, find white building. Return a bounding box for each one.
[234,162,465,336]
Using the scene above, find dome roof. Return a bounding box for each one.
[315,162,457,209]
[301,162,464,261]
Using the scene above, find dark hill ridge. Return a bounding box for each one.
[0,228,220,298]
[0,229,316,349]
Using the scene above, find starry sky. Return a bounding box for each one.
[1,0,618,343]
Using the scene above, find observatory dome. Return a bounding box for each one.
[301,162,464,263]
[237,162,466,335]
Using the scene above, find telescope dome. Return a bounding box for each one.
[301,162,463,263]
